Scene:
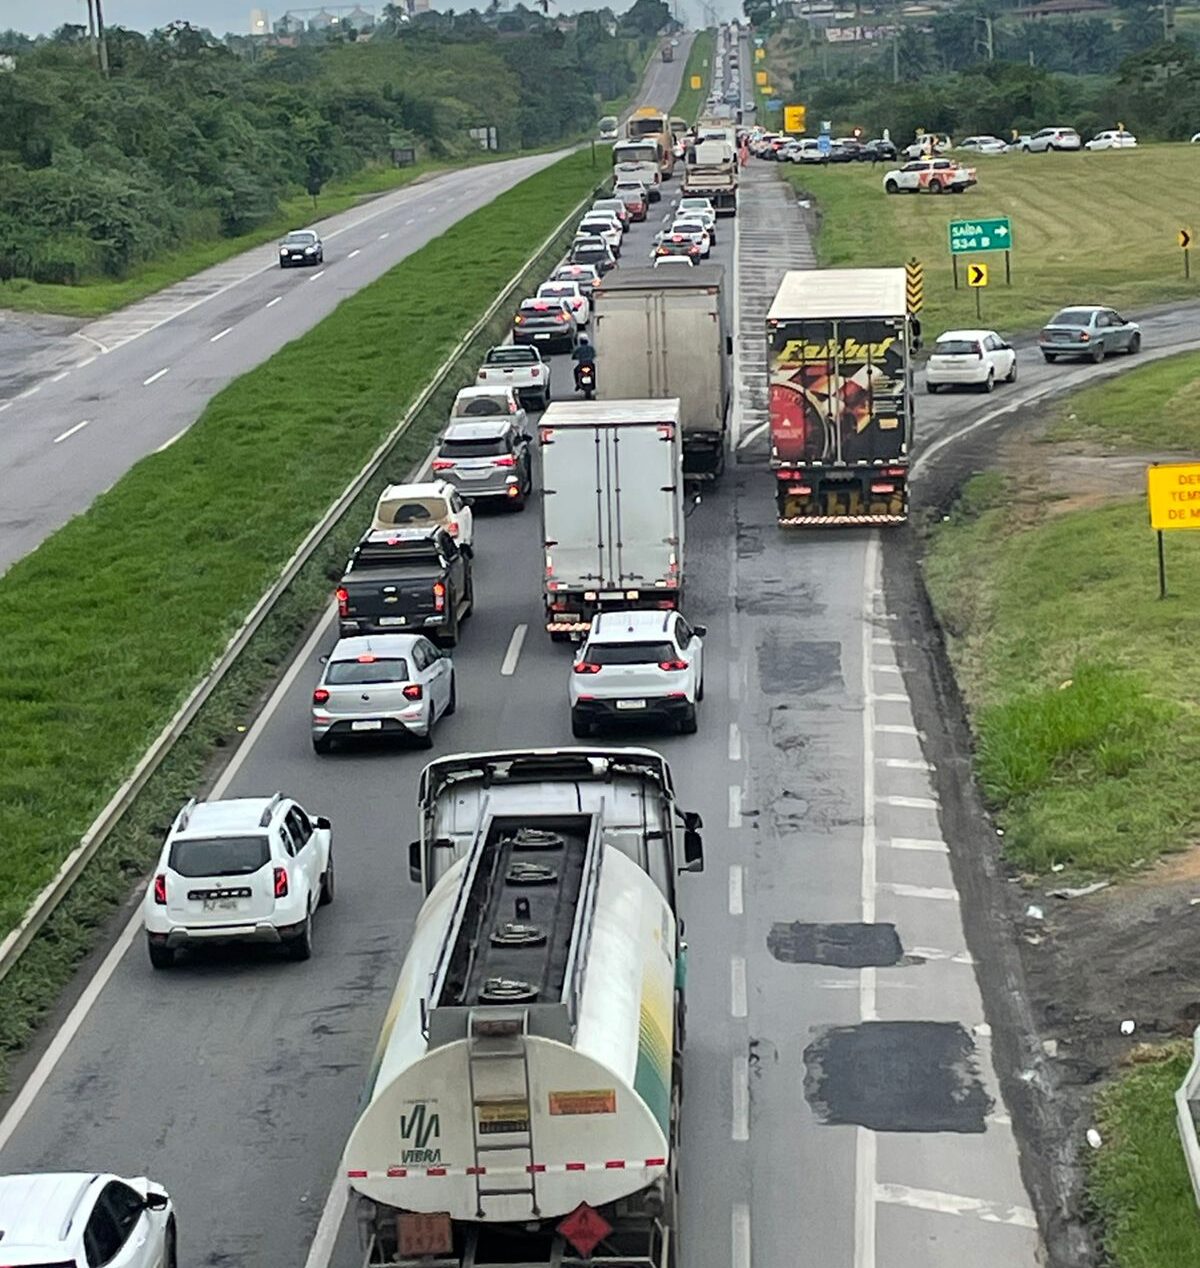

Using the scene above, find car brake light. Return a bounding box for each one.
[432,459,455,471]
[574,662,602,674]
[447,521,459,536]
[153,874,167,905]
[531,367,540,378]
[871,482,896,494]
[336,587,348,617]
[509,400,517,413]
[494,454,517,467]
[274,867,288,899]
[478,369,487,379]
[403,683,423,700]
[433,581,446,612]
[313,688,330,704]
[659,659,689,671]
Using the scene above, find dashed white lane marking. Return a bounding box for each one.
[871,636,892,647]
[347,248,361,259]
[728,785,742,829]
[77,355,97,367]
[18,384,40,398]
[873,662,902,675]
[266,296,282,309]
[210,326,233,343]
[499,624,527,676]
[728,722,741,761]
[0,402,11,413]
[51,371,69,383]
[880,795,938,810]
[732,1203,751,1268]
[731,1056,750,1141]
[728,864,744,916]
[143,367,170,386]
[875,1183,1037,1229]
[881,757,932,772]
[888,837,948,853]
[155,428,188,453]
[882,882,960,902]
[309,269,326,280]
[404,218,415,225]
[52,419,90,444]
[875,723,919,736]
[731,956,747,1019]
[870,692,908,704]
[729,662,741,701]
[380,230,391,238]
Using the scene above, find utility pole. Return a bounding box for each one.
[94,0,110,75]
[85,0,99,66]
[1164,0,1175,40]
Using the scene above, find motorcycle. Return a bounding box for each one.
[575,361,596,401]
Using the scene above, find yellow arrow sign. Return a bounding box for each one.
[967,262,989,288]
[1180,228,1192,250]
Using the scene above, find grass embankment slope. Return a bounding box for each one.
[0,148,603,941]
[786,148,1200,334]
[670,29,715,122]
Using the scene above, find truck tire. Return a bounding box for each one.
[1042,352,1057,363]
[445,672,457,716]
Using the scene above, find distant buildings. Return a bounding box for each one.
[265,4,381,35]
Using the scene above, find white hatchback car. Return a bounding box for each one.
[143,794,333,967]
[677,197,718,238]
[0,1172,176,1268]
[570,610,706,737]
[1084,129,1137,150]
[577,217,622,256]
[925,329,1017,394]
[537,280,591,327]
[312,633,455,752]
[372,479,474,547]
[670,218,713,256]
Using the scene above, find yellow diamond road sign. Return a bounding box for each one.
[1148,462,1200,530]
[967,262,989,288]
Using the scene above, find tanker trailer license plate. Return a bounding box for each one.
[397,1212,453,1258]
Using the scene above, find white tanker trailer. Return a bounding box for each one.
[344,748,704,1268]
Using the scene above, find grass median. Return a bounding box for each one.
[0,147,604,947]
[924,351,1200,876]
[784,148,1200,335]
[670,29,714,122]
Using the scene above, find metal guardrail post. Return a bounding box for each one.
[1175,1025,1200,1208]
[0,171,605,988]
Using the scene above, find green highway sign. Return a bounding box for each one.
[948,216,1013,255]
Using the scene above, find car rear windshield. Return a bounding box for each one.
[441,436,508,457]
[454,394,508,416]
[1050,309,1093,326]
[170,835,271,877]
[588,641,676,665]
[486,348,536,365]
[326,657,409,685]
[540,286,574,299]
[935,339,980,355]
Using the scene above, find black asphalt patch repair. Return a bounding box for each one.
[756,635,842,695]
[769,921,904,969]
[803,1021,992,1133]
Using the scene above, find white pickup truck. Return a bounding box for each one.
[475,344,552,410]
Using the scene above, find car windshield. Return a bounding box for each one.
[326,657,410,685]
[170,835,270,878]
[935,339,980,355]
[284,231,315,245]
[486,348,536,365]
[377,496,446,525]
[587,641,677,665]
[442,435,507,457]
[1049,309,1094,327]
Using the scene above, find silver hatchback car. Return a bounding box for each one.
[311,634,455,752]
[432,417,534,509]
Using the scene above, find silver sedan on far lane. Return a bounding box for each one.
[1038,306,1141,364]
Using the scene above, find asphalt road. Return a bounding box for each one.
[0,44,690,577]
[6,30,1180,1268]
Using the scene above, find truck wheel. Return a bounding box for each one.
[445,672,457,716]
[540,389,551,409]
[884,179,899,194]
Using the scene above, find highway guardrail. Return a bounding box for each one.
[0,167,604,989]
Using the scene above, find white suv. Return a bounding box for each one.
[0,1171,175,1268]
[143,794,333,968]
[1023,127,1081,152]
[569,609,706,737]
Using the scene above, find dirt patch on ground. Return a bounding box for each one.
[891,401,1200,1268]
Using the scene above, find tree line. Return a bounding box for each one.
[0,1,670,286]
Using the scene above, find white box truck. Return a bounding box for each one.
[592,266,730,481]
[539,399,685,639]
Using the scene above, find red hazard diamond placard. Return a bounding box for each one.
[558,1201,613,1259]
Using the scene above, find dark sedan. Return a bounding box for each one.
[279,229,324,268]
[568,237,616,274]
[512,298,578,354]
[859,139,898,163]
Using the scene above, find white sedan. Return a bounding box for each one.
[1084,130,1138,150]
[925,329,1017,394]
[537,280,590,327]
[668,218,712,256]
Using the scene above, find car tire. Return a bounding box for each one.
[981,371,994,393]
[926,381,939,394]
[286,908,314,961]
[884,179,899,194]
[148,940,175,970]
[319,850,335,906]
[509,492,526,513]
[697,675,705,702]
[1006,359,1018,383]
[312,733,333,755]
[541,389,551,409]
[438,609,459,649]
[445,672,457,717]
[1127,333,1141,354]
[1091,342,1105,364]
[678,706,698,736]
[1042,352,1057,363]
[928,180,943,194]
[416,717,434,750]
[571,714,591,739]
[165,1219,178,1268]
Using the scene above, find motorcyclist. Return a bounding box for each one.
[572,334,596,389]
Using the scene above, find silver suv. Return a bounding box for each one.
[432,417,534,509]
[1022,127,1081,152]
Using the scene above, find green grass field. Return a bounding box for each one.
[0,147,604,941]
[1089,1044,1200,1268]
[785,148,1200,334]
[671,29,715,123]
[924,352,1200,876]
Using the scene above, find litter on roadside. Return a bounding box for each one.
[1049,880,1110,900]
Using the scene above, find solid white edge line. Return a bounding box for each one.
[731,1055,749,1141]
[0,402,11,413]
[210,326,234,343]
[302,1173,352,1268]
[728,864,743,916]
[143,368,170,386]
[155,428,189,454]
[732,1202,751,1268]
[499,624,527,676]
[266,296,283,309]
[52,420,90,445]
[730,956,747,1019]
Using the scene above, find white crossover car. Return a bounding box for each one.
[925,329,1017,393]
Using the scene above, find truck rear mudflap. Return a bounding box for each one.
[682,432,726,480]
[774,466,909,526]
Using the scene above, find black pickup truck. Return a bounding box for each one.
[336,526,473,646]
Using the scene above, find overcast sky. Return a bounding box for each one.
[6,0,733,37]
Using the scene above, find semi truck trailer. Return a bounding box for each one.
[766,267,919,526]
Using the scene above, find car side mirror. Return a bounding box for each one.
[681,827,704,872]
[693,624,708,638]
[313,815,332,831]
[408,840,423,883]
[319,653,329,665]
[145,1192,170,1211]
